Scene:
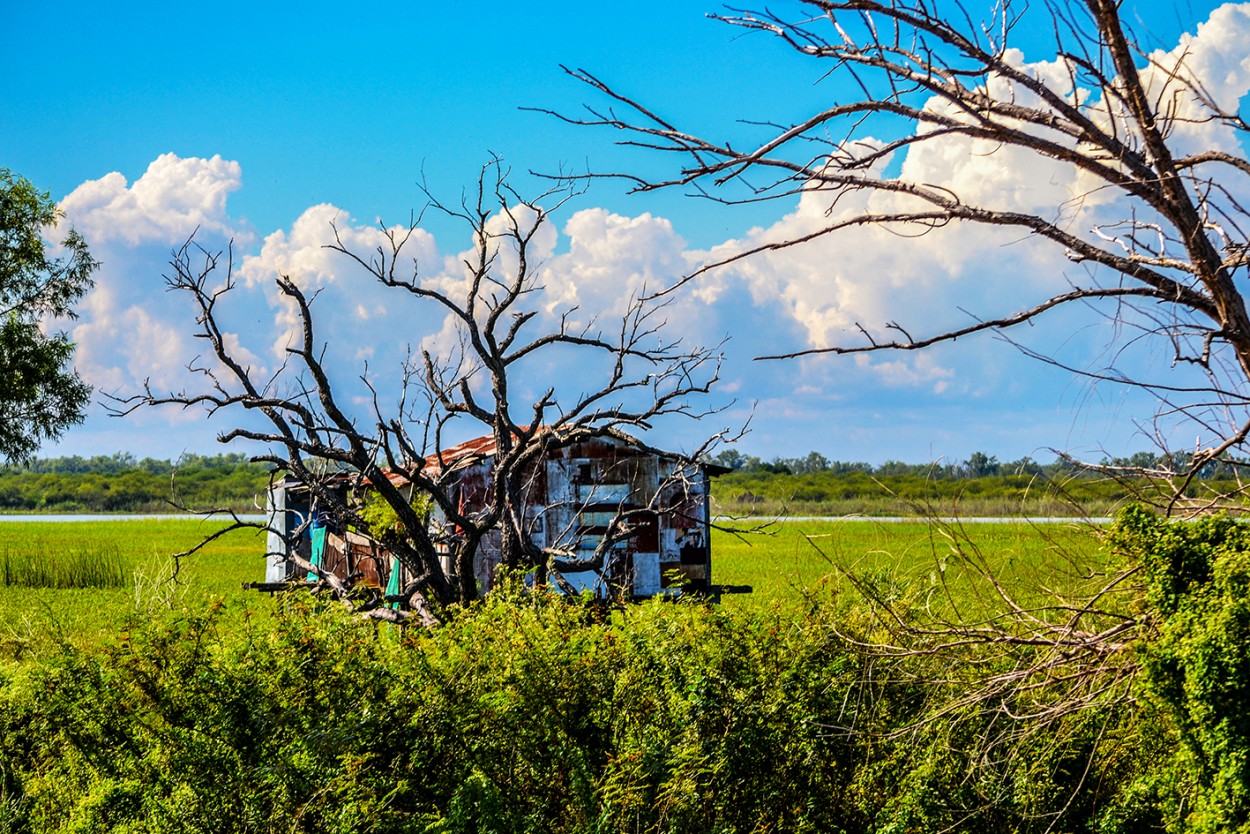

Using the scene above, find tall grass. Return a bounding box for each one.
[0,543,129,589]
[0,518,1101,653]
[0,521,271,663]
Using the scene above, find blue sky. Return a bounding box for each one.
[3,0,1245,465]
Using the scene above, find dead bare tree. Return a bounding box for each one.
[112,161,727,622]
[544,0,1250,514]
[536,3,1250,819]
[804,518,1147,828]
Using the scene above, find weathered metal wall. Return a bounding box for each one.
[528,441,711,598]
[269,437,715,600]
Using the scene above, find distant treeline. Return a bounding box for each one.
[708,449,1250,516]
[0,453,271,514]
[4,448,1245,516]
[707,448,1250,479]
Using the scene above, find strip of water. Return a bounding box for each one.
[717,515,1112,524]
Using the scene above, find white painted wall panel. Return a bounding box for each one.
[633,551,660,596]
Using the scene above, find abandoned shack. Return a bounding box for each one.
[264,433,732,600]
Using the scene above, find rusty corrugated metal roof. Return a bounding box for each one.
[380,430,542,488]
[423,433,505,470]
[379,428,725,487]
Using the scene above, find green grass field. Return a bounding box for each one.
[712,517,1109,617]
[0,519,272,660]
[0,517,1109,660]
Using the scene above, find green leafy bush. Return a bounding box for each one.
[0,571,1177,833]
[1114,507,1250,833]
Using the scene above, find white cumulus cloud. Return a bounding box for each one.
[60,153,244,246]
[57,154,254,406]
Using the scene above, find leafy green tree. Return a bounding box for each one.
[0,169,96,462]
[707,448,745,471]
[1003,456,1044,476]
[963,451,1000,478]
[798,450,830,474]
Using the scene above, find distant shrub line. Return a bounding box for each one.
[5,450,1244,516]
[708,448,1250,479]
[714,469,1141,516]
[710,450,1250,516]
[0,453,270,514]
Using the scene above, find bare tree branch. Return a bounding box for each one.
[549,0,1250,508]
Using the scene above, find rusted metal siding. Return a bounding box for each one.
[320,531,389,587]
[658,462,711,593]
[534,442,712,598]
[418,436,715,598]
